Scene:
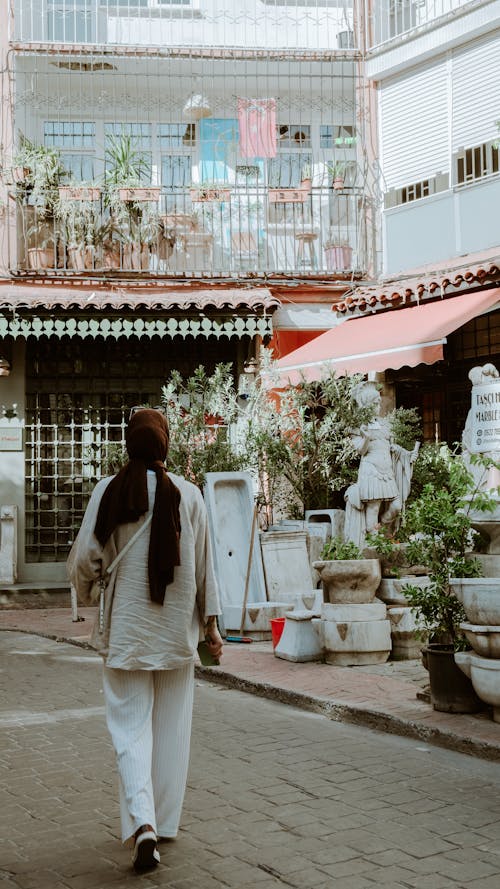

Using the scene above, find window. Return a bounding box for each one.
[277,124,311,149]
[47,1,95,43]
[455,141,499,186]
[384,173,449,208]
[159,124,195,212]
[158,124,196,148]
[44,121,96,181]
[268,152,312,189]
[320,125,356,148]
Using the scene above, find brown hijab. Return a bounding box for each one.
[94,409,181,605]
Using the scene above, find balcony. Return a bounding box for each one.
[8,181,364,278]
[13,0,354,51]
[367,0,476,49]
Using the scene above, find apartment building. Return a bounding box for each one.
[0,0,372,583]
[277,1,500,445]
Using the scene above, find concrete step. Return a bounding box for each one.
[0,583,71,609]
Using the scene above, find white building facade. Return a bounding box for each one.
[365,0,500,275]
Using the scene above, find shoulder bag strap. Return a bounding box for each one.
[98,513,153,633]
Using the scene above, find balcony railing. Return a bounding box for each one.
[13,0,353,51]
[368,0,475,49]
[9,183,364,277]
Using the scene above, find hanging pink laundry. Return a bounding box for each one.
[238,98,277,158]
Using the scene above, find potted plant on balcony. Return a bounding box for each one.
[400,452,497,712]
[56,189,101,270]
[327,161,351,191]
[13,136,66,210]
[189,183,232,202]
[268,184,308,203]
[300,164,313,192]
[14,137,67,267]
[323,237,353,271]
[26,224,56,270]
[121,205,161,270]
[104,134,159,270]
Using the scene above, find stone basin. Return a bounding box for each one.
[312,559,381,605]
[455,651,500,722]
[460,622,500,658]
[449,577,500,625]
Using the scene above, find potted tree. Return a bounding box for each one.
[401,452,497,712]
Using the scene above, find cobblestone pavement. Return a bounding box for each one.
[2,608,500,761]
[2,632,500,889]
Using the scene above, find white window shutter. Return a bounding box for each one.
[452,34,500,152]
[380,58,448,190]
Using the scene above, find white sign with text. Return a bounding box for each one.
[470,382,500,453]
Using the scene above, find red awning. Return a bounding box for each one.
[273,288,500,386]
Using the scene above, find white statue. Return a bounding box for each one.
[462,363,500,491]
[344,382,419,549]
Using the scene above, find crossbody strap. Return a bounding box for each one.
[106,513,153,575]
[98,513,152,634]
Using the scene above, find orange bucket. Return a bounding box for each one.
[270,617,286,649]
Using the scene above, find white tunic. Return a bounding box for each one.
[68,470,221,670]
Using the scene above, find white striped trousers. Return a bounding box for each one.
[102,663,194,844]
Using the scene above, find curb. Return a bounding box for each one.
[3,627,499,763]
[196,665,500,764]
[0,626,96,651]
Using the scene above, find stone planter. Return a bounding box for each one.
[314,615,391,666]
[378,575,430,607]
[312,558,381,605]
[388,607,424,660]
[449,577,500,625]
[460,622,500,658]
[455,651,500,721]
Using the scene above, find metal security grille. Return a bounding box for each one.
[25,333,236,562]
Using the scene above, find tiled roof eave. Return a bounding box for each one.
[336,261,500,316]
[0,283,280,314]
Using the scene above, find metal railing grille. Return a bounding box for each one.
[24,334,236,562]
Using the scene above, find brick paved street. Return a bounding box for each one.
[2,632,500,889]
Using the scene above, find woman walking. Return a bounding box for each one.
[68,408,222,872]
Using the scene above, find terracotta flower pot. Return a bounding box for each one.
[68,246,85,270]
[27,247,55,270]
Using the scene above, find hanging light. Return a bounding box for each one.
[182,92,212,121]
[0,356,11,377]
